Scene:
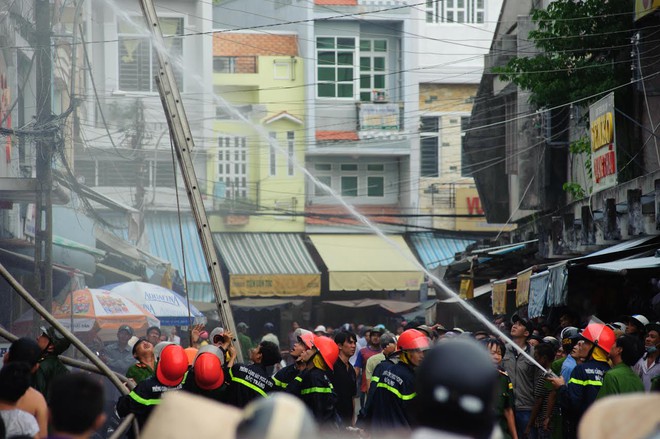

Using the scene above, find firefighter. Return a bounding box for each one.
[116,343,189,429]
[273,329,313,390]
[286,335,340,427]
[182,345,226,401]
[366,328,430,431]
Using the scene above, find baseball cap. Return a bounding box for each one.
[646,322,660,334]
[511,314,533,333]
[313,325,327,334]
[118,325,134,336]
[237,322,249,330]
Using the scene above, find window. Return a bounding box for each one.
[359,39,387,102]
[315,176,332,196]
[425,0,484,24]
[153,161,176,188]
[341,164,358,171]
[317,37,356,98]
[420,116,440,177]
[341,176,358,197]
[213,57,236,73]
[269,132,277,176]
[287,131,295,176]
[118,17,184,92]
[218,135,248,198]
[367,176,384,197]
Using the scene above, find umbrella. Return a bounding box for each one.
[12,288,160,341]
[105,281,205,326]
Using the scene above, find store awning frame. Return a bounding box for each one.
[323,299,420,314]
[587,251,660,275]
[568,235,660,267]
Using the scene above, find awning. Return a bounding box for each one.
[471,239,539,256]
[569,235,660,267]
[323,299,420,314]
[230,298,305,310]
[95,227,171,268]
[309,234,424,291]
[408,233,475,269]
[95,263,142,282]
[587,252,660,275]
[145,215,211,301]
[53,235,106,258]
[212,233,320,297]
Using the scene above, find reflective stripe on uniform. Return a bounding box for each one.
[371,376,380,383]
[229,367,268,397]
[375,382,416,400]
[300,386,333,395]
[273,376,287,389]
[129,391,161,406]
[294,376,303,382]
[568,378,603,387]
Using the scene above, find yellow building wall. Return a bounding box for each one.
[208,55,306,232]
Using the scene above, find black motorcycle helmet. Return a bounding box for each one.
[414,338,498,439]
[40,326,71,355]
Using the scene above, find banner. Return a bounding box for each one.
[516,268,533,307]
[230,274,320,297]
[589,93,617,192]
[492,280,507,315]
[459,277,474,300]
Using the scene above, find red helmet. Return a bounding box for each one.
[580,323,615,354]
[298,331,315,350]
[193,346,225,390]
[397,329,430,351]
[156,344,189,386]
[312,335,339,371]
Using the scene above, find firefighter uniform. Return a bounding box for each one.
[116,373,187,428]
[272,363,299,390]
[224,363,275,408]
[286,367,339,426]
[563,358,610,436]
[366,361,417,430]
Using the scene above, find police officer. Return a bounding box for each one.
[35,326,70,401]
[366,328,429,431]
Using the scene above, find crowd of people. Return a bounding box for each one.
[0,310,659,438]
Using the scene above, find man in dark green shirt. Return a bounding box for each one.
[597,334,644,399]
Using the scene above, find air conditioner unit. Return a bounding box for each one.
[372,89,389,103]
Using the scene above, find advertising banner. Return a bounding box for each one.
[589,93,617,192]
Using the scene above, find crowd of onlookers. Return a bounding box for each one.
[0,310,658,438]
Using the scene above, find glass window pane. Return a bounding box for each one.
[477,12,484,23]
[318,83,335,97]
[367,164,384,171]
[317,38,334,49]
[426,11,434,23]
[373,75,385,88]
[373,58,385,71]
[318,52,336,65]
[367,177,384,197]
[318,67,335,81]
[337,52,353,66]
[315,163,332,171]
[341,176,358,196]
[338,83,353,97]
[477,0,484,7]
[337,67,353,81]
[421,117,439,132]
[337,38,355,49]
[360,92,372,102]
[447,0,453,7]
[360,75,371,89]
[457,0,464,7]
[315,176,332,196]
[374,40,387,51]
[457,11,464,23]
[360,40,371,51]
[360,57,371,71]
[447,11,454,22]
[341,164,358,171]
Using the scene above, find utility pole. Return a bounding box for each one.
[34,0,54,317]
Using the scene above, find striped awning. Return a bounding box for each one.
[408,233,475,269]
[145,215,212,301]
[212,233,320,297]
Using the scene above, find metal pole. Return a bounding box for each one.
[137,0,243,361]
[34,0,54,324]
[0,262,128,394]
